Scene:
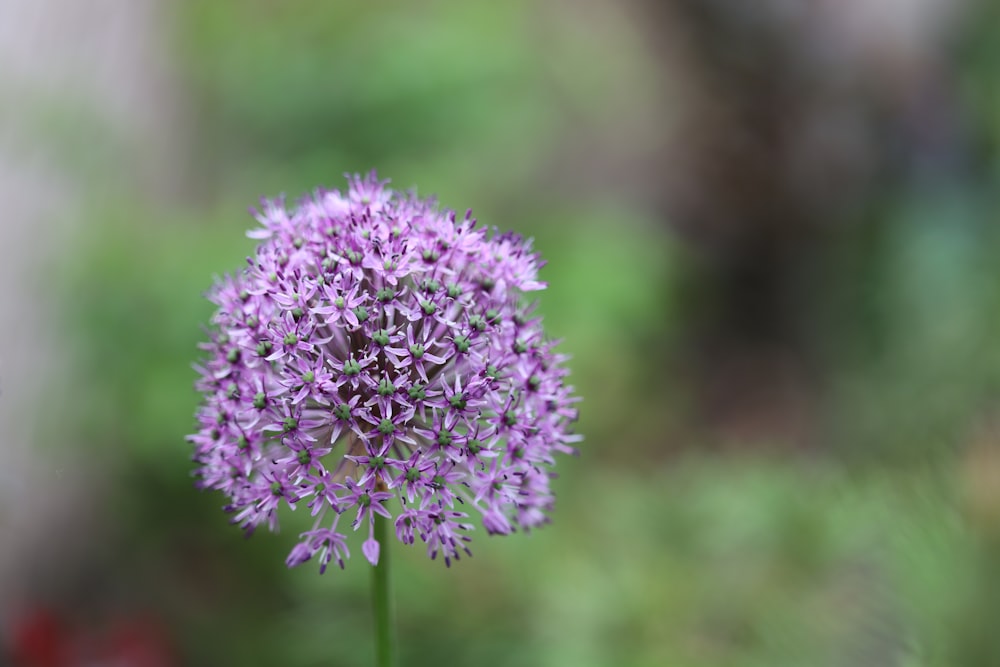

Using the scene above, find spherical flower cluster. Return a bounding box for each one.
[189,173,580,570]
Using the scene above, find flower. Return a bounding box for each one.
[189,172,581,569]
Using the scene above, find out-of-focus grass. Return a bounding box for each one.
[822,194,1000,464]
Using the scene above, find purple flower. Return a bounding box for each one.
[189,172,581,570]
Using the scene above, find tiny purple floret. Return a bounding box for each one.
[189,172,581,569]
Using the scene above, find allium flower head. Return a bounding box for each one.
[189,173,580,569]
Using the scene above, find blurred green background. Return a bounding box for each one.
[4,0,1000,665]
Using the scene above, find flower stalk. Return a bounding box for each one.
[372,511,395,667]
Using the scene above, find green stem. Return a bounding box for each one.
[372,512,395,667]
